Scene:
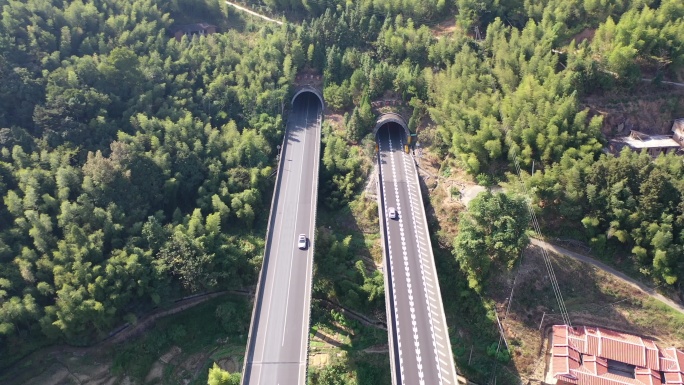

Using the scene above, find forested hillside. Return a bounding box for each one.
[0,0,296,364]
[280,0,684,290]
[2,0,684,381]
[249,0,682,381]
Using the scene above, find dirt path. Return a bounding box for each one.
[530,238,684,315]
[1,290,249,384]
[641,78,684,87]
[224,1,283,25]
[105,290,248,345]
[313,330,345,348]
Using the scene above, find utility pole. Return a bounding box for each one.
[474,26,482,40]
[538,312,546,330]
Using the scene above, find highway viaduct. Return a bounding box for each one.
[241,86,323,385]
[375,114,459,385]
[241,88,458,384]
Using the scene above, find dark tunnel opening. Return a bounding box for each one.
[376,121,408,143]
[291,90,323,111]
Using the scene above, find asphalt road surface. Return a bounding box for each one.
[242,93,322,385]
[377,125,459,385]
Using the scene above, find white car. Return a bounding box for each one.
[388,207,398,220]
[298,234,307,250]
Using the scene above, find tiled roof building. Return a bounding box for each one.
[549,325,684,385]
[610,130,681,157]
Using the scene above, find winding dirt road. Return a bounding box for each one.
[530,238,684,315]
[225,1,283,25]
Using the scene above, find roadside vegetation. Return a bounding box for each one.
[306,115,390,384]
[519,148,684,286]
[418,146,684,383]
[453,191,530,293]
[2,0,684,383]
[0,0,290,370]
[110,295,250,384]
[0,294,251,385]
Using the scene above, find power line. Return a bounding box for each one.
[505,129,572,328]
[485,134,572,384]
[487,251,524,385]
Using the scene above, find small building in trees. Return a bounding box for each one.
[173,23,217,41]
[610,130,681,157]
[671,118,684,145]
[546,325,684,385]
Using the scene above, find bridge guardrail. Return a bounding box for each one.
[303,109,322,383]
[240,120,289,385]
[375,150,401,385]
[409,153,460,383]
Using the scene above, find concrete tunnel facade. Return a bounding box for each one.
[374,112,411,139]
[289,89,411,142]
[291,85,324,109]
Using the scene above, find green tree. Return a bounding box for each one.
[207,363,240,385]
[453,192,530,292]
[157,230,215,292]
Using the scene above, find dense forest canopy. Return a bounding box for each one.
[1,0,683,379]
[0,0,295,361]
[271,0,684,335]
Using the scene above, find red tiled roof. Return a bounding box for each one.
[661,348,682,372]
[676,350,684,370]
[550,325,684,385]
[665,372,684,384]
[575,371,649,385]
[638,368,663,385]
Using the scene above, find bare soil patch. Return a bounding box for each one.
[217,357,239,373]
[94,377,126,385]
[432,18,458,38]
[23,364,70,385]
[310,353,330,367]
[173,351,209,381]
[324,113,345,132]
[144,361,164,383]
[583,84,684,137]
[160,346,182,364]
[313,330,347,348]
[570,28,595,45]
[415,148,474,243]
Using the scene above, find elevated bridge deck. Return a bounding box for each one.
[376,122,459,385]
[241,92,322,385]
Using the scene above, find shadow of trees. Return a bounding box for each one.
[419,171,523,384]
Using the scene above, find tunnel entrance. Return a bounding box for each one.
[291,87,324,110]
[373,113,410,139]
[376,122,409,144]
[291,91,323,114]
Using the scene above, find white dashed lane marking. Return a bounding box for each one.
[379,138,406,385]
[396,139,443,385]
[387,136,427,385]
[379,131,459,385]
